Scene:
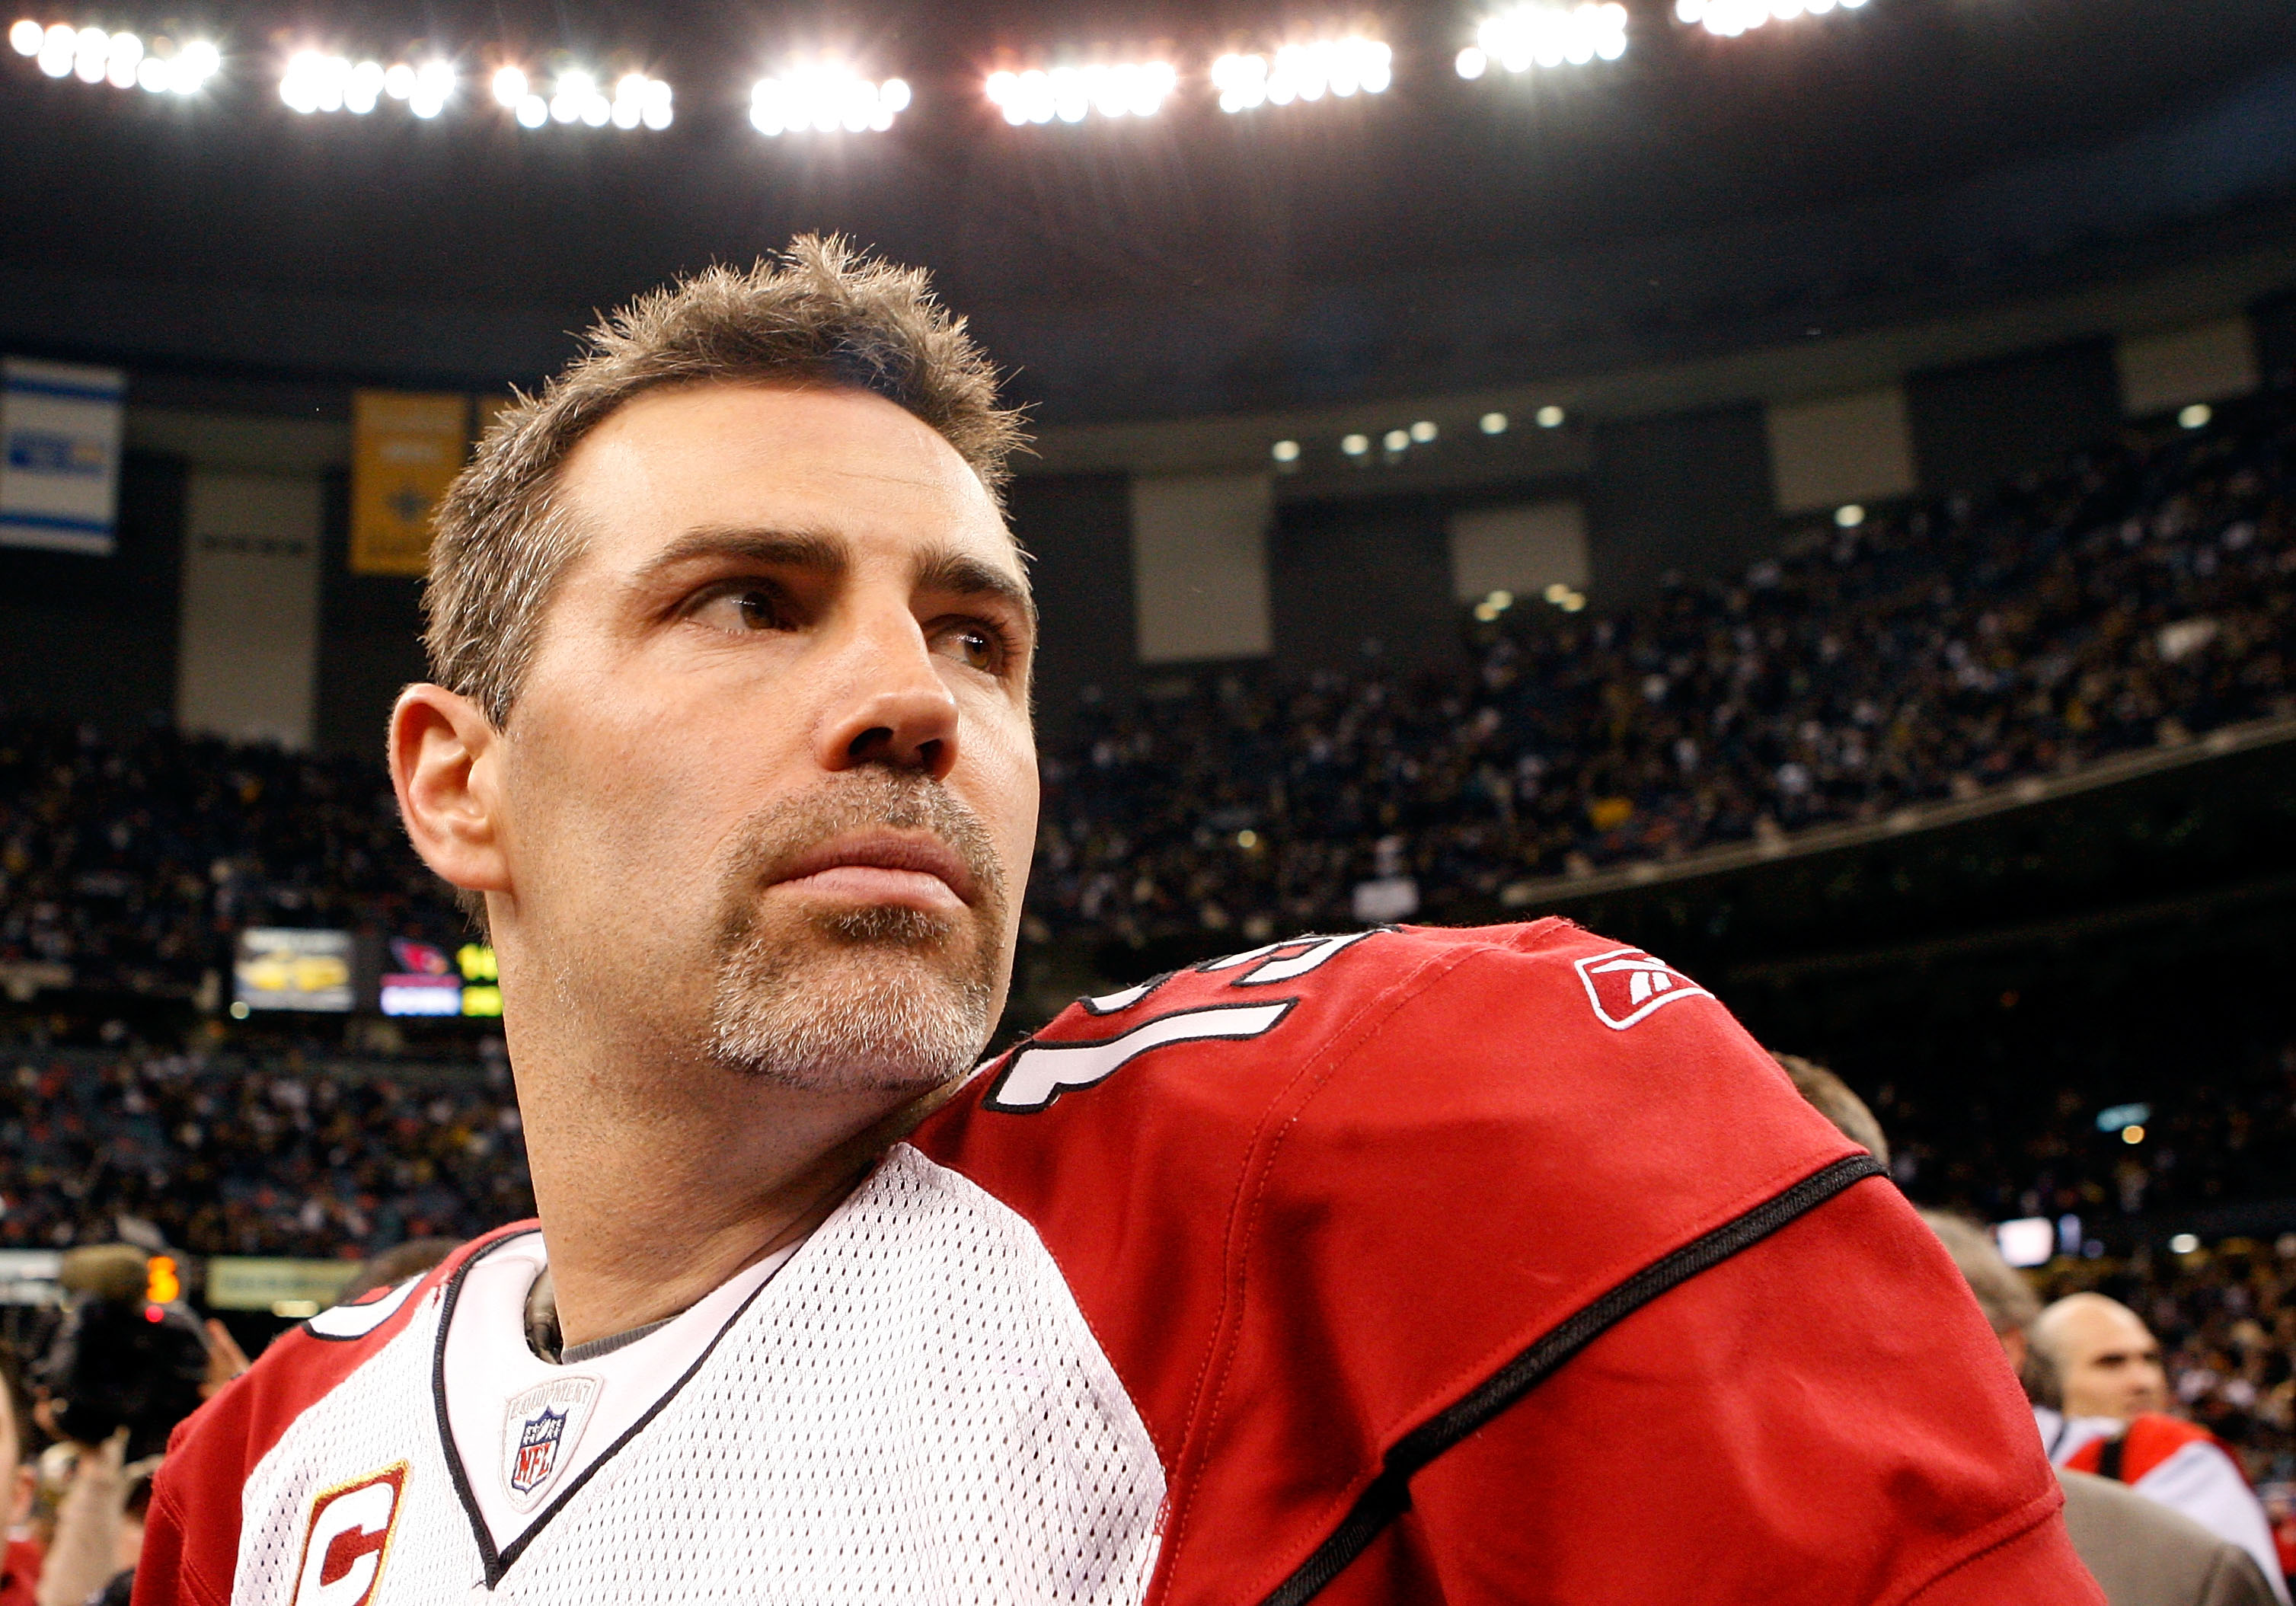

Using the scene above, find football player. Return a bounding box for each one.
[137,239,2103,1604]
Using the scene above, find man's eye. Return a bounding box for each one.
[691,587,785,632]
[936,624,1002,673]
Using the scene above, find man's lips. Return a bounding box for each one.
[768,831,979,911]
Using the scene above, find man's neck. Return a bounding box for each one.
[506,1024,956,1351]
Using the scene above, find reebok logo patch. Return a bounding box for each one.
[1573,947,1711,1030]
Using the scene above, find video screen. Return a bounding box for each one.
[379,937,503,1018]
[232,928,355,1014]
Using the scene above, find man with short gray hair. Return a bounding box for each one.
[138,239,2100,1605]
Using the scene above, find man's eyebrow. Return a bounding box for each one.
[631,526,848,586]
[914,547,1038,635]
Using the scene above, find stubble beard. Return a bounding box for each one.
[704,771,1009,1094]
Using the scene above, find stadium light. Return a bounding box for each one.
[23,18,187,87]
[1676,0,1866,37]
[283,49,451,115]
[2179,402,2211,429]
[1536,404,1566,427]
[1480,411,1509,434]
[1270,439,1301,462]
[1464,3,1629,77]
[1835,503,1864,528]
[1410,419,1437,442]
[1341,433,1370,456]
[751,63,909,135]
[1382,427,1410,452]
[498,64,668,131]
[986,59,1177,125]
[1211,35,1391,113]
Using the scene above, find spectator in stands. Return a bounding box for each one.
[2035,1294,2288,1601]
[1925,1212,2278,1606]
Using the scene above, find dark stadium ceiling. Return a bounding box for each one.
[3,0,2294,422]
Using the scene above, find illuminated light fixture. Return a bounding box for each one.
[1465,2,1629,75]
[1472,588,1516,622]
[1536,404,1566,427]
[1409,419,1437,443]
[1382,427,1410,452]
[17,11,208,91]
[1270,439,1301,463]
[985,59,1177,126]
[1480,410,1509,433]
[1340,433,1370,457]
[519,65,667,130]
[750,63,909,135]
[102,27,135,85]
[1544,581,1587,611]
[1212,34,1391,113]
[283,49,449,115]
[1675,0,1863,35]
[2169,1232,2199,1253]
[1834,503,1864,528]
[2179,402,2212,429]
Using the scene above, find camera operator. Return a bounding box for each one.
[29,1249,244,1606]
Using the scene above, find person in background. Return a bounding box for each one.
[2034,1293,2289,1601]
[332,1238,463,1307]
[0,1346,39,1606]
[1924,1213,2278,1606]
[1771,1053,1889,1166]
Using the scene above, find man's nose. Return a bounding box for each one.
[812,612,961,782]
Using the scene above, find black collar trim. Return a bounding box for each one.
[430,1228,786,1590]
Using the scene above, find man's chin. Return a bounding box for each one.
[704,928,1000,1093]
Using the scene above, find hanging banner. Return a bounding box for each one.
[350,390,467,576]
[1,357,125,555]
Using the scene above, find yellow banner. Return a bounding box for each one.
[350,391,468,576]
[206,1256,359,1314]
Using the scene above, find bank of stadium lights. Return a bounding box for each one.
[750,65,910,136]
[12,18,216,91]
[281,52,454,117]
[985,59,1177,125]
[493,63,670,129]
[1210,35,1391,113]
[1675,0,1864,36]
[1456,2,1628,78]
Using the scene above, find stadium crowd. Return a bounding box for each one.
[1,394,2291,989]
[1033,391,2296,943]
[0,1046,528,1259]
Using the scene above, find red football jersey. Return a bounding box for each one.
[139,920,2100,1604]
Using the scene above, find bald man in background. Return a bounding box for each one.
[1923,1216,2277,1606]
[2039,1294,2170,1421]
[2033,1293,2287,1601]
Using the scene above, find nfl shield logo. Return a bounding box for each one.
[510,1406,567,1496]
[1573,946,1712,1031]
[500,1375,599,1510]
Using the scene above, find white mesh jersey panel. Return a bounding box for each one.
[232,1145,1167,1604]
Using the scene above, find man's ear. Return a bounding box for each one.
[390,684,512,899]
